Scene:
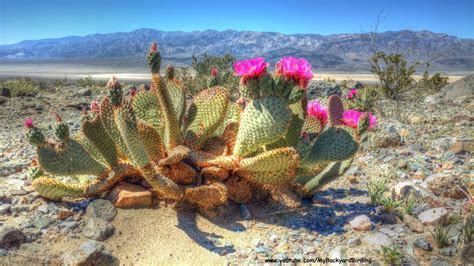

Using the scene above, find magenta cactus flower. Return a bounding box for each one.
[275,56,313,89]
[23,117,34,129]
[233,57,268,84]
[90,100,99,112]
[307,100,328,126]
[346,89,358,99]
[341,110,377,129]
[54,112,62,123]
[130,88,137,97]
[211,67,218,77]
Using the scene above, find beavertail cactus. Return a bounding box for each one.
[25,41,374,210]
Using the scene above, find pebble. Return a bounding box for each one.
[439,247,456,257]
[0,204,11,214]
[349,215,372,231]
[107,183,152,208]
[403,214,424,233]
[347,237,361,247]
[239,204,252,220]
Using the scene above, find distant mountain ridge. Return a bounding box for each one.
[1,28,473,71]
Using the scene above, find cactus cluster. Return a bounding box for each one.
[25,42,373,210]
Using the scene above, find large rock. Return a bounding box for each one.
[348,215,372,231]
[85,199,117,222]
[441,74,474,101]
[107,183,152,208]
[391,181,420,200]
[417,208,449,225]
[0,227,25,248]
[63,240,119,266]
[82,217,115,241]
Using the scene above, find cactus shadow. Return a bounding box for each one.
[175,187,377,254]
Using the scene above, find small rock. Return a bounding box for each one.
[347,175,358,184]
[239,204,252,220]
[391,181,419,200]
[413,237,432,251]
[0,204,11,214]
[349,215,372,231]
[58,209,74,220]
[347,237,361,247]
[33,216,51,229]
[418,208,449,225]
[37,204,49,214]
[85,199,117,222]
[362,232,392,249]
[82,217,115,241]
[0,227,25,248]
[62,240,119,266]
[61,221,79,230]
[403,214,424,233]
[0,248,7,256]
[439,247,456,257]
[77,88,92,96]
[380,214,398,224]
[449,139,474,154]
[107,183,152,208]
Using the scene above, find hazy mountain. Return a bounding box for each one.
[1,29,473,71]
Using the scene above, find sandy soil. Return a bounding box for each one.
[0,63,470,82]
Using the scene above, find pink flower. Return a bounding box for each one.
[24,117,34,129]
[341,110,377,129]
[275,57,313,88]
[233,57,268,83]
[129,88,137,97]
[307,100,328,126]
[150,42,158,53]
[346,89,358,99]
[90,100,99,112]
[211,67,218,77]
[54,112,62,123]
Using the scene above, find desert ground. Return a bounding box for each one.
[0,72,472,265]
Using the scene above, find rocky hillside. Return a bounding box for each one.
[1,29,473,71]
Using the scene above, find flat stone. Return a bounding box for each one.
[380,214,398,224]
[63,240,119,266]
[413,237,432,251]
[77,88,92,96]
[107,183,152,208]
[57,209,74,220]
[82,217,115,241]
[347,237,361,247]
[349,215,372,231]
[362,232,392,249]
[403,214,424,233]
[33,216,51,229]
[417,208,449,225]
[0,227,25,248]
[85,199,117,222]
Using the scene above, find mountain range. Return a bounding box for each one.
[1,28,473,72]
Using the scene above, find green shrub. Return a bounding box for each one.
[370,52,417,100]
[380,245,406,266]
[417,70,448,93]
[367,178,388,205]
[178,53,239,95]
[0,77,44,96]
[431,223,452,248]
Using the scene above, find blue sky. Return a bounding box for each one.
[0,0,473,44]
